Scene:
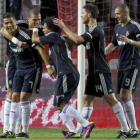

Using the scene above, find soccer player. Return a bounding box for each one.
[0,20,28,138]
[32,16,94,139]
[105,3,140,137]
[0,13,54,138]
[53,4,136,139]
[0,9,44,138]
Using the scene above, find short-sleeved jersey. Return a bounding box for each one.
[111,20,140,71]
[6,42,15,60]
[8,27,42,70]
[81,24,110,74]
[39,32,79,76]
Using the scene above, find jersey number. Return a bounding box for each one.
[95,85,102,92]
[125,78,130,86]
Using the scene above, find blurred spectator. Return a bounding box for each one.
[96,0,109,28]
[125,0,137,20]
[137,0,140,23]
[11,0,23,20]
[21,0,33,19]
[21,0,42,20]
[31,0,42,11]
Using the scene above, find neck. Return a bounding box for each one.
[88,19,97,28]
[122,17,131,26]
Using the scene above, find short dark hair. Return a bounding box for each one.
[2,12,15,20]
[115,3,129,13]
[43,17,61,33]
[28,9,41,17]
[83,4,99,19]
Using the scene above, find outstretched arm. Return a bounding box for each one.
[53,18,84,44]
[105,43,116,55]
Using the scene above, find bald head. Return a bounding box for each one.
[28,9,41,17]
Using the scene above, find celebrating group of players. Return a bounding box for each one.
[0,3,140,139]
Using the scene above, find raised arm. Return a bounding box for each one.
[0,27,13,40]
[53,18,84,44]
[0,27,29,48]
[32,28,41,44]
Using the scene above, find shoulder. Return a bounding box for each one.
[18,27,32,39]
[129,20,140,30]
[90,24,104,36]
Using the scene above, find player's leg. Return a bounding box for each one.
[16,67,42,138]
[54,73,94,138]
[99,73,130,138]
[6,71,23,138]
[76,74,95,136]
[1,60,17,137]
[119,69,140,137]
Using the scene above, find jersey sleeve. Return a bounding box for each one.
[81,31,93,42]
[111,31,118,46]
[39,32,57,45]
[134,25,140,41]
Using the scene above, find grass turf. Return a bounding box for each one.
[0,128,139,140]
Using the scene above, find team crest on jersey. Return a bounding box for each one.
[126,31,129,36]
[9,80,12,85]
[86,42,90,50]
[11,47,24,52]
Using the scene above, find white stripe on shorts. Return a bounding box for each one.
[63,75,68,93]
[32,67,41,93]
[129,69,138,91]
[5,61,10,88]
[99,74,108,95]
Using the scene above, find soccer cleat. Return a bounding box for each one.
[84,122,95,139]
[63,131,81,139]
[0,131,16,138]
[0,131,8,138]
[61,130,68,136]
[16,132,29,138]
[116,131,129,138]
[128,129,139,138]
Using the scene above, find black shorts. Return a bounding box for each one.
[85,73,114,97]
[117,69,140,93]
[54,73,79,107]
[5,59,17,88]
[12,67,42,93]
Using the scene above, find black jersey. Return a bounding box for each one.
[6,42,15,60]
[8,27,42,70]
[39,32,79,76]
[112,20,140,71]
[81,24,110,74]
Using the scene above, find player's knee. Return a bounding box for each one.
[83,95,94,106]
[12,93,20,102]
[103,94,118,106]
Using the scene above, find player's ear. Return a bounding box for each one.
[88,12,92,18]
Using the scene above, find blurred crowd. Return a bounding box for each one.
[8,0,42,20]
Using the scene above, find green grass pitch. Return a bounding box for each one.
[0,128,139,140]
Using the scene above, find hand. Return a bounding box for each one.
[119,35,130,44]
[47,67,57,79]
[53,18,65,29]
[0,27,10,37]
[17,41,29,48]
